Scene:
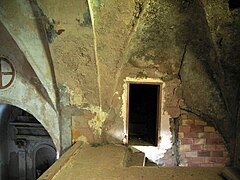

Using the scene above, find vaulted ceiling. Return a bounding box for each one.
[0,0,239,153]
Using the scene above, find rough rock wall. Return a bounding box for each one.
[200,0,240,158]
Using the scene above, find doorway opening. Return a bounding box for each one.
[126,83,161,146]
[35,146,56,179]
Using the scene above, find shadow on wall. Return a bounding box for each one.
[0,104,56,180]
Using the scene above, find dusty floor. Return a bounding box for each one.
[49,144,224,180]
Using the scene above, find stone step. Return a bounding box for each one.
[124,147,145,167]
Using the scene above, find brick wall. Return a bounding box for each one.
[178,112,230,167]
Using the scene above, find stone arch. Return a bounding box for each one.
[0,19,61,153]
[0,100,60,153]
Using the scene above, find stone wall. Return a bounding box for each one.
[178,112,230,167]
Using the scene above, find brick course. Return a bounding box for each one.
[182,119,195,125]
[178,112,230,167]
[179,126,191,132]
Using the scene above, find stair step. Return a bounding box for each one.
[125,147,145,167]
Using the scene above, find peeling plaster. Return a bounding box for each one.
[82,104,108,135]
[76,135,89,144]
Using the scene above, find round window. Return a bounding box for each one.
[0,57,15,89]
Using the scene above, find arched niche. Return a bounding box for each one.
[33,144,56,179]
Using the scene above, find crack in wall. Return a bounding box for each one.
[178,44,188,81]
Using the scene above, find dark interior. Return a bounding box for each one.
[35,147,56,179]
[128,84,159,146]
[228,0,240,9]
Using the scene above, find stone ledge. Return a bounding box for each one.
[39,141,83,180]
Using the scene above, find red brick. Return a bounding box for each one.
[198,151,210,157]
[204,157,212,163]
[185,152,198,157]
[212,163,225,167]
[179,126,191,132]
[198,132,209,138]
[209,133,221,138]
[191,126,204,133]
[185,132,198,138]
[205,157,226,163]
[203,145,216,151]
[186,157,205,163]
[182,119,195,125]
[201,163,214,167]
[194,138,206,145]
[210,151,223,157]
[180,145,191,151]
[188,163,202,167]
[215,145,226,151]
[178,132,184,139]
[179,152,186,157]
[206,138,223,145]
[191,144,203,151]
[204,126,215,132]
[181,139,193,145]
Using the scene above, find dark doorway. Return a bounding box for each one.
[128,83,160,146]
